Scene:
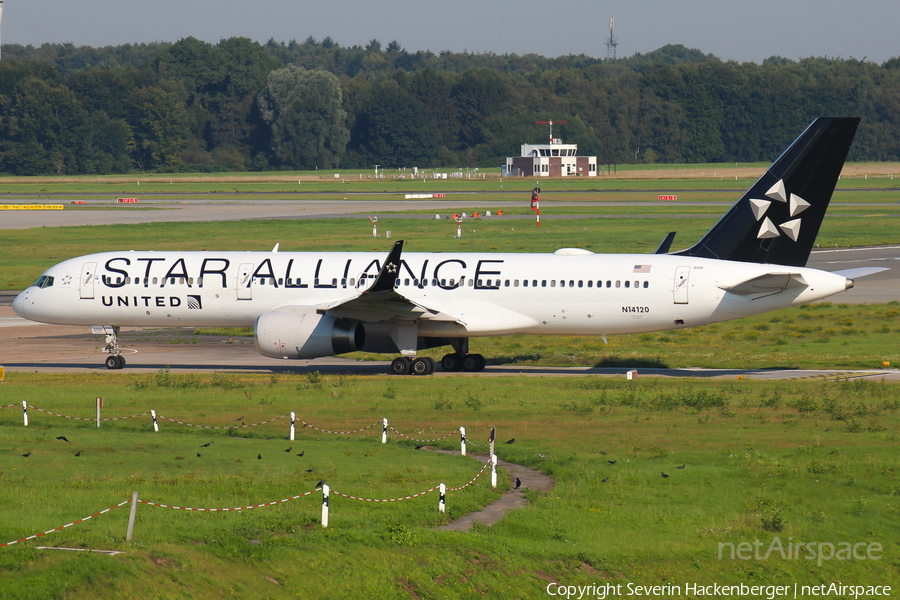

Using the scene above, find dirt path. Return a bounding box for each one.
[436,452,554,532]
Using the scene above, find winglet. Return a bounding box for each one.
[365,240,404,293]
[654,232,676,254]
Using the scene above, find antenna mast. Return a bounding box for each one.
[604,18,618,60]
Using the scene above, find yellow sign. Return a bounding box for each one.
[0,205,63,211]
[0,367,4,382]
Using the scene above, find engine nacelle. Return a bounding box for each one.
[255,308,364,359]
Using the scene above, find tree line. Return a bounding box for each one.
[1,38,898,175]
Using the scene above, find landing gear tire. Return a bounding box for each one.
[411,357,434,376]
[390,357,411,375]
[105,355,125,370]
[424,357,436,374]
[441,353,463,372]
[462,353,486,372]
[116,355,126,369]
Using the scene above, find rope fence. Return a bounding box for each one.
[2,455,498,547]
[3,402,497,455]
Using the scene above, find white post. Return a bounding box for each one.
[439,483,446,513]
[489,426,495,458]
[322,484,330,528]
[460,426,466,456]
[290,412,296,441]
[491,454,498,489]
[382,418,388,443]
[150,409,159,432]
[96,397,102,428]
[22,401,28,427]
[126,491,139,542]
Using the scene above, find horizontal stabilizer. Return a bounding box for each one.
[720,273,808,296]
[831,267,889,279]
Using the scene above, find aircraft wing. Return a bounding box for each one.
[314,240,460,323]
[719,273,808,296]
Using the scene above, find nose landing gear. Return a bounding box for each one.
[100,326,126,370]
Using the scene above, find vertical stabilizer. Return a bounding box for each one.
[675,118,859,267]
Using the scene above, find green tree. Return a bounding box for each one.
[257,65,349,169]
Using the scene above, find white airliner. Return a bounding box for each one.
[12,118,884,374]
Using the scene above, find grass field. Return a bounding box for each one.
[0,373,897,598]
[1,169,898,598]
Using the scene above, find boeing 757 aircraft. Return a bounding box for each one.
[13,118,884,374]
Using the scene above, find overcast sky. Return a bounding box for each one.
[1,0,897,64]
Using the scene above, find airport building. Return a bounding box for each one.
[504,139,598,177]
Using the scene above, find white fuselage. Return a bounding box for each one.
[12,250,851,339]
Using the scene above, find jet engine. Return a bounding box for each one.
[255,308,364,359]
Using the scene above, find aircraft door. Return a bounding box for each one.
[673,266,690,304]
[237,263,253,300]
[80,262,97,299]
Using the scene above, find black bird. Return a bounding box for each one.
[56,436,70,443]
[284,447,292,453]
[257,453,262,460]
[662,472,670,478]
[415,445,424,450]
[515,478,521,489]
[600,451,608,455]
[677,464,686,469]
[236,416,244,422]
[608,460,617,465]
[302,423,308,428]
[601,477,609,483]
[296,451,304,457]
[197,453,202,457]
[22,452,31,458]
[200,442,213,448]
[305,467,315,473]
[74,451,81,457]
[315,479,325,489]
[505,438,515,444]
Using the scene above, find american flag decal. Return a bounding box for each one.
[187,295,202,310]
[633,265,651,273]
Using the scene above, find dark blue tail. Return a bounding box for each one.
[674,117,859,267]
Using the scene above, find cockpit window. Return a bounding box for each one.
[34,275,55,288]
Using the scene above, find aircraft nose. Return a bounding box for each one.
[12,290,28,319]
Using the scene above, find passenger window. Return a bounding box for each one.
[332,278,337,286]
[523,280,528,287]
[551,280,556,288]
[260,279,266,286]
[625,281,630,288]
[587,281,592,288]
[153,277,158,285]
[542,280,547,288]
[279,278,283,285]
[505,280,510,287]
[404,278,409,286]
[468,279,473,286]
[643,281,649,289]
[440,279,446,286]
[634,280,639,288]
[533,280,538,287]
[514,279,519,287]
[606,280,611,288]
[450,279,456,287]
[569,280,574,287]
[578,281,583,288]
[616,281,621,288]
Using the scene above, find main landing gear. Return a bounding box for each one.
[388,337,485,375]
[102,326,126,370]
[390,356,436,375]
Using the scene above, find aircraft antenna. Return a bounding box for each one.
[604,18,618,60]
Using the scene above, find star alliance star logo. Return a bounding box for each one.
[750,179,809,242]
[61,275,73,286]
[386,263,397,274]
